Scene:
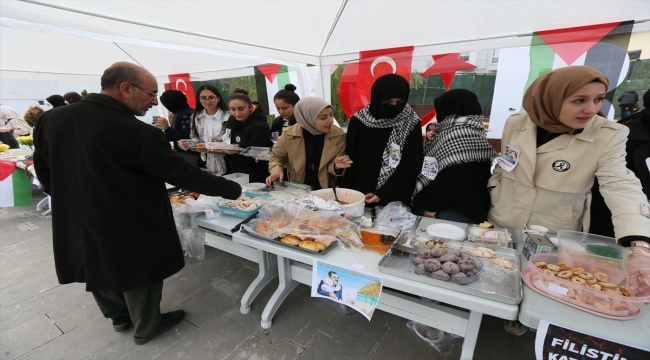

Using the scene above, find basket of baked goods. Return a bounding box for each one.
[409,248,484,284]
[217,195,268,218]
[241,201,363,254]
[522,253,650,319]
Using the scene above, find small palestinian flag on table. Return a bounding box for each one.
[0,161,32,207]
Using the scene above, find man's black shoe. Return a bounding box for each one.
[133,310,185,345]
[112,315,133,332]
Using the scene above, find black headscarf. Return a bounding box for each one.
[369,74,410,119]
[46,95,65,108]
[434,89,483,123]
[160,90,191,113]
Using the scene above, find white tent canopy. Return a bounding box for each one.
[2,0,649,81]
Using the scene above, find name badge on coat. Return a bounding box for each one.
[389,142,401,169]
[495,144,520,172]
[222,129,231,144]
[421,156,439,181]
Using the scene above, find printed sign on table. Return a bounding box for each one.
[311,260,383,320]
[535,320,649,360]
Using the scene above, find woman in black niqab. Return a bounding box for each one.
[337,74,423,207]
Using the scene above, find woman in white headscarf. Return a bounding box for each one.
[266,97,352,189]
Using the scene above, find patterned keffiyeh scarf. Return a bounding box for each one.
[354,104,420,189]
[413,115,497,196]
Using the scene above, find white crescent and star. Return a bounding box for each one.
[175,78,187,92]
[370,56,397,77]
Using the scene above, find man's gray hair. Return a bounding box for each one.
[101,64,140,90]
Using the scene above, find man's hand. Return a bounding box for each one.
[334,155,353,169]
[0,128,13,133]
[365,193,380,203]
[424,211,436,218]
[329,292,336,299]
[156,118,169,131]
[266,172,283,187]
[178,139,192,150]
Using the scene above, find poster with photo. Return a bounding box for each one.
[311,260,383,320]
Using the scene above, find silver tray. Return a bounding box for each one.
[378,240,523,305]
[240,226,337,255]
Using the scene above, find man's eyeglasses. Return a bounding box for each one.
[200,96,218,102]
[128,83,158,99]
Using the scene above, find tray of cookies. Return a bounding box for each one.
[523,253,649,319]
[378,237,523,304]
[408,249,483,285]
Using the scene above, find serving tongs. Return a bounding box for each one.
[332,187,343,205]
[392,216,423,253]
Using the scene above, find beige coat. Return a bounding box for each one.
[268,124,346,189]
[488,112,650,241]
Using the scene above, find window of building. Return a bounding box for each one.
[492,49,500,63]
[460,52,470,61]
[628,50,641,61]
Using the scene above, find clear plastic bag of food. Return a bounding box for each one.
[375,201,416,230]
[171,203,206,260]
[242,201,362,249]
[206,153,227,175]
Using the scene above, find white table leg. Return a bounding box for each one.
[240,249,278,314]
[36,196,48,211]
[260,255,299,329]
[460,311,483,360]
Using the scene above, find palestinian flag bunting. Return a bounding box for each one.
[0,161,32,207]
[254,64,303,116]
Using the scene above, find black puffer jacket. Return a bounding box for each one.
[270,115,296,136]
[617,90,639,106]
[225,104,273,182]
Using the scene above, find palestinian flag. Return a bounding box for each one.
[0,161,32,207]
[489,20,635,138]
[524,21,634,116]
[254,64,303,116]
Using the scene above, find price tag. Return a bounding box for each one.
[547,282,568,296]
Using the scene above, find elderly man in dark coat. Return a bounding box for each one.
[33,62,242,345]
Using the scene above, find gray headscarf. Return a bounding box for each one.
[293,97,331,135]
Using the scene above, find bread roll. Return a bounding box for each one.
[255,222,273,237]
[299,240,320,252]
[314,241,327,251]
[281,235,301,246]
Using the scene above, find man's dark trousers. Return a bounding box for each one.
[92,281,163,337]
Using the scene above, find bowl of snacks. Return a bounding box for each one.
[310,188,365,218]
[409,248,483,284]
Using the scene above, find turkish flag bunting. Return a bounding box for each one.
[167,73,196,109]
[356,46,414,105]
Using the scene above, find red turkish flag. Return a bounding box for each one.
[167,73,196,109]
[356,46,414,106]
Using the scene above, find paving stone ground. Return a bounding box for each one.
[0,193,537,359]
